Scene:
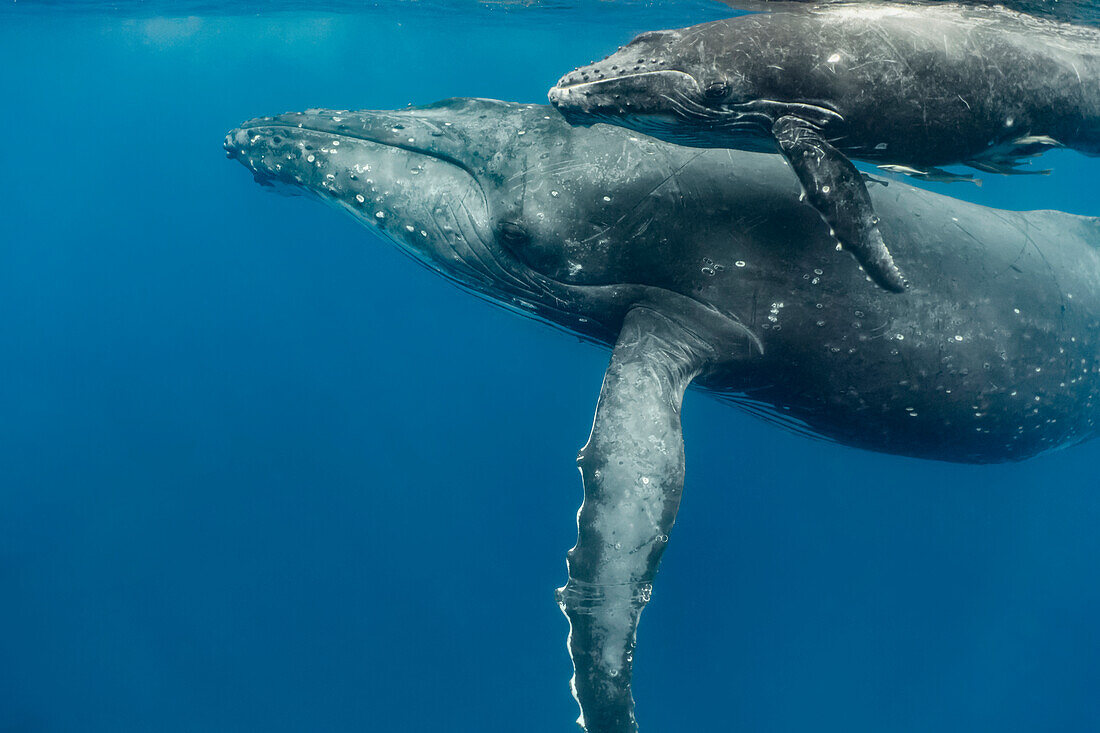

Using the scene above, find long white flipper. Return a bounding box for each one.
[558,306,717,732]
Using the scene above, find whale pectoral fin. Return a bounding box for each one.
[772,115,908,293]
[558,306,718,733]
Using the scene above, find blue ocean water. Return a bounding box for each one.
[1,2,1099,731]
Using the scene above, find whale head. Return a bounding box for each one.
[548,21,839,149]
[224,98,734,342]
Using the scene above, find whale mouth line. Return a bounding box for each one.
[227,120,493,259]
[228,120,532,295]
[554,68,699,94]
[550,69,695,102]
[234,121,484,187]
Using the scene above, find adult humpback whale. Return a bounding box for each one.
[225,99,1100,732]
[548,2,1100,293]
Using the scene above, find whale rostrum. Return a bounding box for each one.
[226,99,1100,732]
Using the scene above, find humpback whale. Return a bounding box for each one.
[548,3,1100,293]
[225,99,1100,732]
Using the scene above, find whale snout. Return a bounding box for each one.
[223,117,282,158]
[223,128,259,169]
[223,123,300,191]
[549,28,685,116]
[222,121,281,170]
[547,85,597,125]
[223,128,248,157]
[552,28,680,88]
[549,67,701,124]
[224,108,502,274]
[224,126,275,184]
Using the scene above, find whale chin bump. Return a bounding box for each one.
[222,129,247,159]
[223,127,303,195]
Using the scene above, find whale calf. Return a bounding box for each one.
[225,99,1100,732]
[548,3,1100,293]
[715,0,1100,27]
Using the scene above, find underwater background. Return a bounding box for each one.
[1,2,1099,731]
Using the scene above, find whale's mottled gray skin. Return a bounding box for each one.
[548,3,1100,293]
[715,0,1100,27]
[225,99,1100,732]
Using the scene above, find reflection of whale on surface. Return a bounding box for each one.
[548,2,1100,293]
[225,98,1100,733]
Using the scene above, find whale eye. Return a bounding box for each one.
[498,221,530,245]
[704,80,731,101]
